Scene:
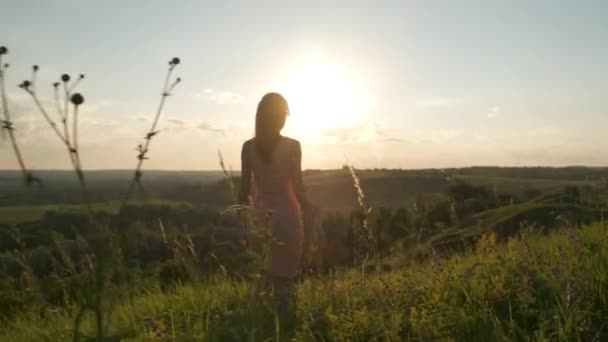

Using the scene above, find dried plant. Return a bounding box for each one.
[18,61,89,206]
[218,150,237,203]
[347,165,378,267]
[123,57,182,206]
[0,45,38,185]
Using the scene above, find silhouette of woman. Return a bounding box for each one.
[239,92,308,311]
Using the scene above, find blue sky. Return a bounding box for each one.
[1,0,607,170]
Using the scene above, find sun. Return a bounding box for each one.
[276,58,374,141]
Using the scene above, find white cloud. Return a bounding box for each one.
[163,118,227,136]
[195,88,243,104]
[413,97,462,109]
[425,129,464,143]
[487,106,501,119]
[320,123,402,143]
[167,119,186,126]
[198,122,226,136]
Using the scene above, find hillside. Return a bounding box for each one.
[2,166,606,214]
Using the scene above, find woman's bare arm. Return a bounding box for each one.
[293,140,309,209]
[238,141,252,205]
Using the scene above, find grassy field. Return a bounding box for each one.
[1,167,607,341]
[1,222,606,341]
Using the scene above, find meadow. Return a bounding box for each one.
[1,218,606,340]
[0,167,607,341]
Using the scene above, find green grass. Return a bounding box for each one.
[2,222,607,341]
[0,200,187,225]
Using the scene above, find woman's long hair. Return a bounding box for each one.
[255,92,289,163]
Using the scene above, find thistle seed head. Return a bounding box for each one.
[61,74,70,82]
[70,93,84,106]
[170,57,180,65]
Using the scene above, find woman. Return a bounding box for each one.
[238,92,307,312]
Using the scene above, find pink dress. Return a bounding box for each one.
[244,136,304,278]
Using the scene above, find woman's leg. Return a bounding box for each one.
[271,275,297,337]
[271,276,295,315]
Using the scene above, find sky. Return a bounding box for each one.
[1,0,607,170]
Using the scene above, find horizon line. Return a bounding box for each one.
[1,165,608,173]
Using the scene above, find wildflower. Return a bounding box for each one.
[19,80,31,89]
[33,65,39,71]
[53,82,60,88]
[70,93,84,106]
[170,57,180,65]
[61,74,70,82]
[79,74,85,79]
[0,46,7,55]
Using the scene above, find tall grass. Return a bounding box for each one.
[2,221,607,340]
[347,165,380,271]
[0,46,37,185]
[216,150,288,317]
[218,150,237,204]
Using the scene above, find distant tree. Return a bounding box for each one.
[448,181,497,218]
[448,181,490,202]
[522,188,542,201]
[390,207,413,239]
[562,186,581,204]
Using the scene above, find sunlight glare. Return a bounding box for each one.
[277,57,374,142]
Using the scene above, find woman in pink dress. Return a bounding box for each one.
[238,92,307,311]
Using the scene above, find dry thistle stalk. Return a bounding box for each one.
[123,57,182,206]
[19,62,89,206]
[0,45,38,185]
[218,150,237,203]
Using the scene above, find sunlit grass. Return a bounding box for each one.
[1,222,606,340]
